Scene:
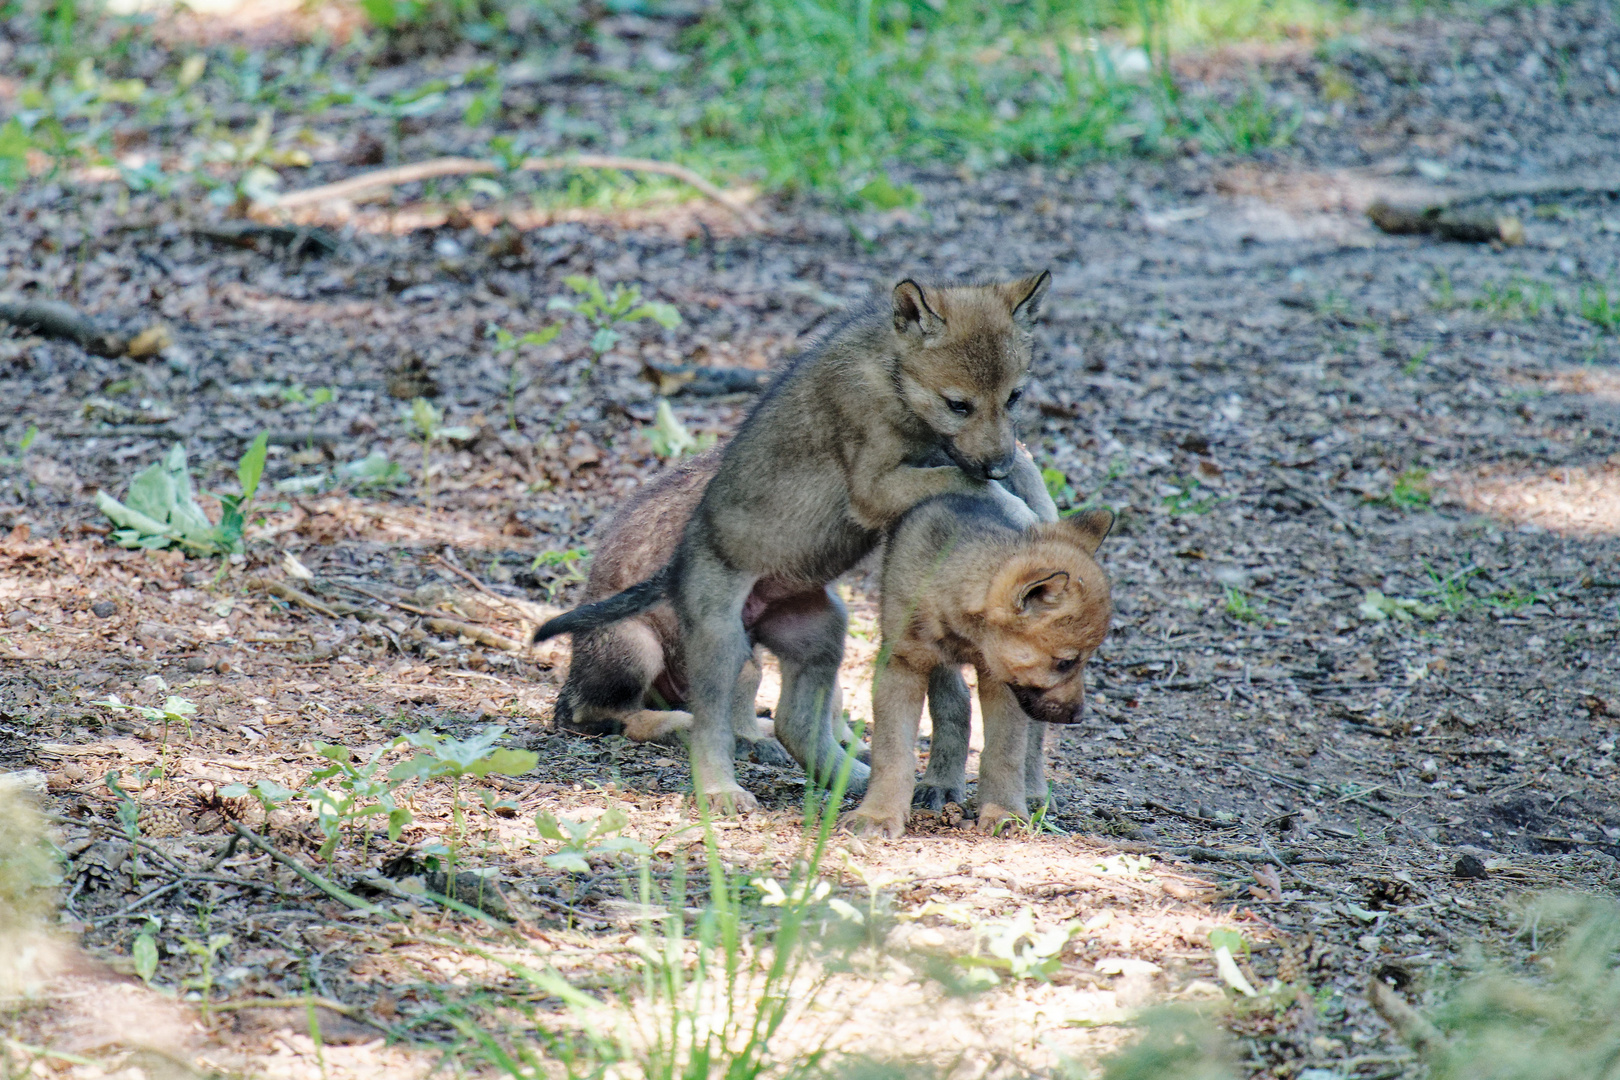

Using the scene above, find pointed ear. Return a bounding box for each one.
[1007,270,1052,327]
[893,279,945,337]
[1063,508,1114,554]
[1015,570,1070,615]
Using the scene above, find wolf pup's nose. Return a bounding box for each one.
[985,457,1014,481]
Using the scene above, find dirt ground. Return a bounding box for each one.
[5,1,1620,1077]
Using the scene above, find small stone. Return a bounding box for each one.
[4,609,28,627]
[92,600,118,618]
[184,656,211,673]
[1453,854,1489,880]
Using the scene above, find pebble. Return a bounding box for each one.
[92,600,118,618]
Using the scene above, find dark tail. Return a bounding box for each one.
[533,566,672,643]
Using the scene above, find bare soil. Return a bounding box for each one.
[5,2,1620,1078]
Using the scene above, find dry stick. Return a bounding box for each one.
[231,823,386,917]
[245,577,343,619]
[330,579,435,617]
[434,551,557,626]
[424,616,526,653]
[274,154,765,229]
[1367,978,1448,1063]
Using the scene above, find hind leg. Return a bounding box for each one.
[732,649,793,766]
[1024,720,1051,815]
[754,588,869,793]
[672,546,758,812]
[555,619,670,736]
[915,665,970,810]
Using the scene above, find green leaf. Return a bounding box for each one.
[543,850,592,874]
[218,783,250,799]
[594,806,629,837]
[534,811,566,841]
[237,433,269,503]
[387,806,412,841]
[132,932,159,984]
[519,324,561,347]
[316,742,354,763]
[632,301,682,329]
[466,748,537,778]
[589,326,620,355]
[1208,927,1248,957]
[0,119,31,190]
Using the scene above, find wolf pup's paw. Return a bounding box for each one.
[739,736,794,767]
[912,784,966,811]
[974,803,1028,834]
[697,786,759,816]
[840,806,907,839]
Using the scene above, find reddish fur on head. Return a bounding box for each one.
[975,509,1113,724]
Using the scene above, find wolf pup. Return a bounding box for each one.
[550,446,806,763]
[548,444,1055,767]
[535,272,1052,812]
[844,496,1114,838]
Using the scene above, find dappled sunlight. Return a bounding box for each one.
[1439,459,1620,537]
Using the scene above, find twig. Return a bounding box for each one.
[0,296,125,357]
[1367,978,1448,1063]
[230,823,386,918]
[329,580,435,617]
[273,154,765,229]
[433,551,558,626]
[1166,844,1349,867]
[425,616,526,653]
[246,577,350,620]
[206,996,363,1017]
[1270,469,1363,537]
[91,878,185,924]
[57,428,341,444]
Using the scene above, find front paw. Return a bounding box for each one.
[913,783,965,811]
[697,785,759,816]
[841,804,907,838]
[974,802,1028,834]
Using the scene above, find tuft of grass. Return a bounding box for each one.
[1473,276,1555,321]
[1369,467,1432,510]
[1579,281,1620,334]
[1223,586,1262,623]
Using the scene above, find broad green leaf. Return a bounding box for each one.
[316,742,354,763]
[467,748,537,778]
[589,326,620,354]
[387,807,412,841]
[543,850,592,874]
[96,491,171,539]
[534,811,566,841]
[237,433,269,503]
[629,301,682,329]
[132,932,159,984]
[595,806,629,836]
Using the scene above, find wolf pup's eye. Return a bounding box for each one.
[945,398,974,416]
[1006,388,1024,407]
[1053,656,1079,673]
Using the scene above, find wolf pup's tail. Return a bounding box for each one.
[532,566,672,643]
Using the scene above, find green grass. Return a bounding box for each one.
[1368,467,1432,510]
[666,0,1306,201]
[1460,275,1620,335]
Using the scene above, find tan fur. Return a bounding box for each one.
[844,500,1114,838]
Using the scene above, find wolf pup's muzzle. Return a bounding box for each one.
[1010,685,1086,725]
[943,442,1015,482]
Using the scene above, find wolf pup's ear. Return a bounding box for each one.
[1063,508,1115,554]
[1016,569,1071,615]
[893,279,946,337]
[1007,270,1052,327]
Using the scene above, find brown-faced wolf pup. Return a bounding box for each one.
[843,494,1114,839]
[535,272,1052,811]
[548,444,1057,768]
